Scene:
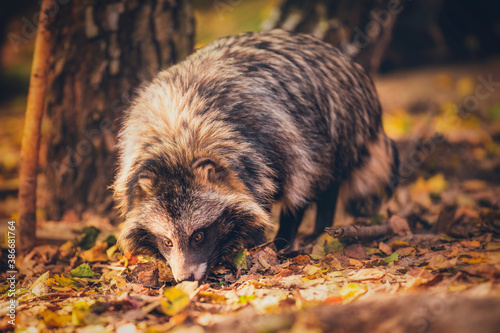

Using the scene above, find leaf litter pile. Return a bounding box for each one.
[2,64,500,332]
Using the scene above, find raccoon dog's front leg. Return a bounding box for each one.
[274,206,307,251]
[303,181,340,244]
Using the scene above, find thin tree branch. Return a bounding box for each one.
[18,0,56,250]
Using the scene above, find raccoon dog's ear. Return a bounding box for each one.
[137,170,154,195]
[192,157,227,184]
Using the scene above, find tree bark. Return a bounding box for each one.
[264,0,401,74]
[43,0,194,222]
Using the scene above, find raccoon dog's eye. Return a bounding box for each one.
[165,238,173,247]
[193,232,204,243]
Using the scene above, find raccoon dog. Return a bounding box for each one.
[114,30,399,282]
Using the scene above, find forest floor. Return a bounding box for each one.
[1,59,500,332]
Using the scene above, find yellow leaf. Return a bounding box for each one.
[72,301,90,326]
[456,76,475,97]
[111,275,128,291]
[340,283,367,301]
[161,287,190,316]
[80,242,109,262]
[52,274,81,291]
[198,291,227,303]
[410,174,448,207]
[426,174,448,193]
[383,109,412,140]
[39,310,72,328]
[390,240,411,249]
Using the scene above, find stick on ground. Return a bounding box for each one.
[325,215,412,241]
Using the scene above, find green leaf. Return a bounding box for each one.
[70,263,99,278]
[103,235,117,247]
[161,287,190,316]
[385,252,399,267]
[325,238,344,254]
[79,226,100,250]
[488,104,500,120]
[0,284,9,294]
[232,248,248,270]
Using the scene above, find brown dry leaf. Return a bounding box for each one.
[460,240,481,248]
[293,255,312,265]
[131,262,161,288]
[321,254,343,270]
[462,179,488,192]
[347,268,385,281]
[396,247,416,257]
[379,242,393,256]
[406,267,434,279]
[428,254,452,271]
[388,215,412,236]
[344,244,367,260]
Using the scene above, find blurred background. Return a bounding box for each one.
[1,0,500,241]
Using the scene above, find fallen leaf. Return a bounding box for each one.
[30,271,50,296]
[80,243,109,262]
[428,254,452,271]
[39,309,72,328]
[79,226,100,250]
[293,255,312,265]
[70,263,99,278]
[275,269,294,279]
[72,301,102,326]
[379,242,392,256]
[340,283,367,301]
[198,291,227,303]
[385,252,399,267]
[347,268,385,281]
[237,295,256,304]
[131,262,160,288]
[390,240,411,249]
[344,244,367,260]
[396,247,416,257]
[460,240,481,248]
[232,248,248,270]
[50,274,81,291]
[388,215,412,236]
[161,287,190,316]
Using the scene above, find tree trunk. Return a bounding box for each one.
[264,0,401,74]
[43,0,194,222]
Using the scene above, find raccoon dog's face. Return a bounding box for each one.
[118,156,269,282]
